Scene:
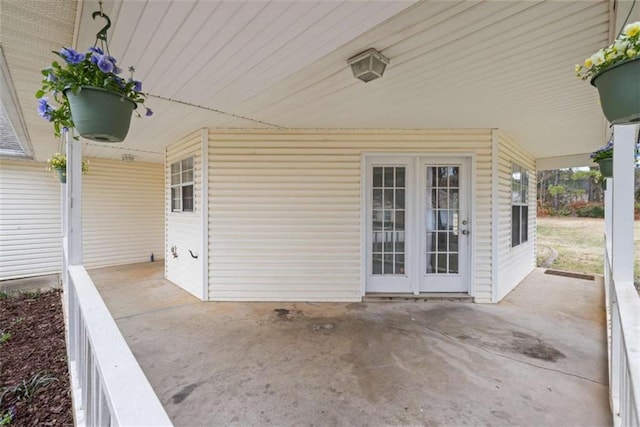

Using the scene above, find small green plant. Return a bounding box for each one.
[0,291,8,300]
[4,372,58,403]
[21,290,41,299]
[0,332,11,345]
[0,407,14,426]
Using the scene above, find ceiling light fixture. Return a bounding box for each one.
[347,48,389,83]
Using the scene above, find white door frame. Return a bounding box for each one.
[360,153,476,297]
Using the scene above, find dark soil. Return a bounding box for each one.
[0,290,73,426]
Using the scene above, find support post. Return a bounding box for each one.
[611,124,637,283]
[66,132,83,266]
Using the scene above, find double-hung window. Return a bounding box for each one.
[511,163,529,247]
[171,157,194,212]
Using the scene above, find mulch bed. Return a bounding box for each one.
[0,290,73,426]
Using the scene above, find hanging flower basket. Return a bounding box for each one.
[576,21,640,124]
[63,86,136,142]
[597,158,613,178]
[56,168,66,184]
[590,57,640,125]
[36,8,152,143]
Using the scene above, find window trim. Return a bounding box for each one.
[511,163,529,247]
[171,157,194,213]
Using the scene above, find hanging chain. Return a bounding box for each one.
[616,0,637,39]
[92,1,111,55]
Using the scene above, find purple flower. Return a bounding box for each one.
[97,55,114,73]
[90,53,100,65]
[113,66,123,75]
[46,69,57,82]
[37,97,55,121]
[62,127,69,133]
[60,47,85,65]
[106,55,117,64]
[88,46,103,55]
[115,77,126,89]
[145,107,153,117]
[129,79,142,92]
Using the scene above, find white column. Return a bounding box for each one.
[66,132,83,266]
[611,124,638,283]
[62,175,69,289]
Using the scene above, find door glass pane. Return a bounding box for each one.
[396,211,405,231]
[373,210,383,231]
[383,254,394,274]
[396,168,405,188]
[371,166,406,276]
[395,255,405,274]
[384,167,394,187]
[373,189,382,209]
[373,167,383,187]
[373,254,382,274]
[384,189,394,208]
[426,166,460,275]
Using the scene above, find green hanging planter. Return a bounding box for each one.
[597,158,613,178]
[64,86,136,143]
[591,57,640,125]
[56,168,66,184]
[600,180,607,191]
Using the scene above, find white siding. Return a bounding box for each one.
[0,159,62,279]
[208,129,494,302]
[496,131,536,301]
[82,159,164,269]
[165,131,204,299]
[0,158,164,280]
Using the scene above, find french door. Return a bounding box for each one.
[365,156,470,294]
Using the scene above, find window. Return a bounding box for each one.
[171,157,194,212]
[511,163,529,247]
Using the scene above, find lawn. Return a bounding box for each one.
[536,216,640,281]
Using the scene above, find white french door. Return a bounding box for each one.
[365,156,470,294]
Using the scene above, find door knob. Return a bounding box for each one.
[461,229,469,235]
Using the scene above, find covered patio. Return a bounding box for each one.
[90,262,609,426]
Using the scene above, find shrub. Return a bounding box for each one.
[575,203,605,218]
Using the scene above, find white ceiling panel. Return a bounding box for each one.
[2,0,614,164]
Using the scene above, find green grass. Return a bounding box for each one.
[536,217,640,281]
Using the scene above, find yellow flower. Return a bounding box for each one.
[623,21,640,37]
[574,64,581,73]
[627,48,638,58]
[584,57,593,68]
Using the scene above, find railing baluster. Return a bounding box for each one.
[62,265,172,426]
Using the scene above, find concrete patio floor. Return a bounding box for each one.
[90,263,610,426]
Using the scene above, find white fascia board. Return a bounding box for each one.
[537,153,595,171]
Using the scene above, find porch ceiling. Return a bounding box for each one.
[1,1,618,163]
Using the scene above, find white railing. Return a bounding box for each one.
[605,241,640,427]
[63,259,172,426]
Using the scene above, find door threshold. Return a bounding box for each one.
[363,293,472,302]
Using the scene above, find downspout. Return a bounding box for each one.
[491,129,500,303]
[200,128,209,301]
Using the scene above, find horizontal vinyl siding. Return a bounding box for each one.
[208,129,493,302]
[0,160,62,279]
[496,131,536,301]
[82,159,164,269]
[0,158,164,280]
[165,131,203,298]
